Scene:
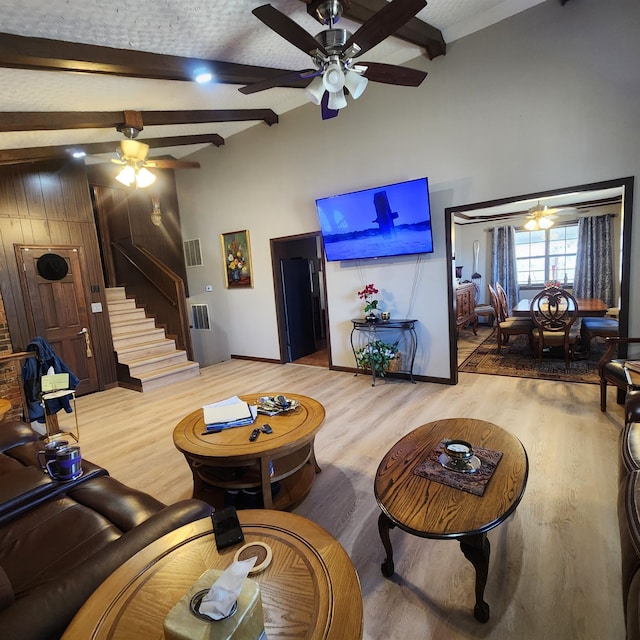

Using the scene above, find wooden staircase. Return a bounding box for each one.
[106,287,200,392]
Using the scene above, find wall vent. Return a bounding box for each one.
[191,304,211,331]
[184,239,202,267]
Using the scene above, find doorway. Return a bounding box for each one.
[270,233,329,367]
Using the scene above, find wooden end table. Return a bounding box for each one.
[61,510,363,640]
[374,418,528,622]
[173,393,325,510]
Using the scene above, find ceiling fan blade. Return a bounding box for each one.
[357,61,427,87]
[321,92,339,120]
[344,0,427,58]
[239,69,316,95]
[253,4,327,57]
[144,159,201,169]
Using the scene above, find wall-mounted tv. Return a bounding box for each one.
[315,177,433,262]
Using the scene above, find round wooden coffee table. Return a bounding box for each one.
[374,418,528,622]
[173,393,325,510]
[61,510,363,640]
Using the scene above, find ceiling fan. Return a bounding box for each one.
[111,118,200,188]
[240,0,428,119]
[524,203,562,230]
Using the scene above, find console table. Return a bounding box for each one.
[350,319,418,386]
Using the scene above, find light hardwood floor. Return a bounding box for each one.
[72,357,626,640]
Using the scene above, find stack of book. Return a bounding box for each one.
[202,396,257,432]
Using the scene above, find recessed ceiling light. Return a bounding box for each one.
[71,150,86,158]
[194,67,213,84]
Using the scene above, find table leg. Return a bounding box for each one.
[459,532,491,622]
[260,458,273,509]
[310,442,321,474]
[378,512,396,577]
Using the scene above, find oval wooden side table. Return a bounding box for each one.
[173,393,325,510]
[62,510,363,640]
[374,417,528,622]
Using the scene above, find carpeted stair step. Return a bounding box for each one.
[134,361,200,392]
[110,316,157,335]
[120,350,191,376]
[115,338,178,360]
[112,327,167,349]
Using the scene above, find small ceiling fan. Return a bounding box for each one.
[111,117,200,188]
[240,0,428,119]
[524,203,561,230]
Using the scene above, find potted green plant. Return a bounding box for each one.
[354,339,400,377]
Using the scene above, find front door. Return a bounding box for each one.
[16,245,99,395]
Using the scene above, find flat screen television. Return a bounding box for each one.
[315,177,433,262]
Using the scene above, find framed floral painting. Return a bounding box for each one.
[220,230,253,288]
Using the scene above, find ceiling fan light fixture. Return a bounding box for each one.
[524,218,538,231]
[135,167,157,189]
[344,68,368,99]
[115,164,156,189]
[115,164,136,187]
[305,75,326,105]
[327,89,347,110]
[323,61,345,93]
[538,216,554,230]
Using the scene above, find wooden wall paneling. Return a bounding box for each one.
[77,220,117,388]
[20,166,46,219]
[1,219,30,349]
[0,168,17,217]
[62,162,94,223]
[41,164,67,221]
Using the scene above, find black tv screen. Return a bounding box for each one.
[315,177,433,262]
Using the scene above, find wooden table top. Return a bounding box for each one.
[512,297,607,317]
[173,393,325,462]
[0,398,11,421]
[375,418,528,538]
[62,510,363,640]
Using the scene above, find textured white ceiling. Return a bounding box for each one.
[0,0,547,159]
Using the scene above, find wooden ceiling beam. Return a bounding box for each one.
[0,109,278,133]
[0,134,224,165]
[0,32,296,83]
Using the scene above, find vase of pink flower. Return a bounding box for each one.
[358,283,380,322]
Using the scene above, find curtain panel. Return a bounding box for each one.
[574,214,615,307]
[491,226,519,312]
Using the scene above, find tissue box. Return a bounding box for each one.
[164,569,265,640]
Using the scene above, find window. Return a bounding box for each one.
[515,224,578,286]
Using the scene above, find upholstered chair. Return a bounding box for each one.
[599,337,640,411]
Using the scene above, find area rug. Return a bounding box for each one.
[459,329,606,384]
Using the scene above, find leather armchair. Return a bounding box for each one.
[598,337,640,411]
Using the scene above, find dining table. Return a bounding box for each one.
[512,296,608,318]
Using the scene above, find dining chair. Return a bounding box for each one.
[529,286,579,372]
[488,284,534,354]
[598,337,640,411]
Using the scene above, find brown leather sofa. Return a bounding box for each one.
[618,407,640,640]
[0,420,212,640]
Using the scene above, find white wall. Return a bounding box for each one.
[177,0,640,375]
